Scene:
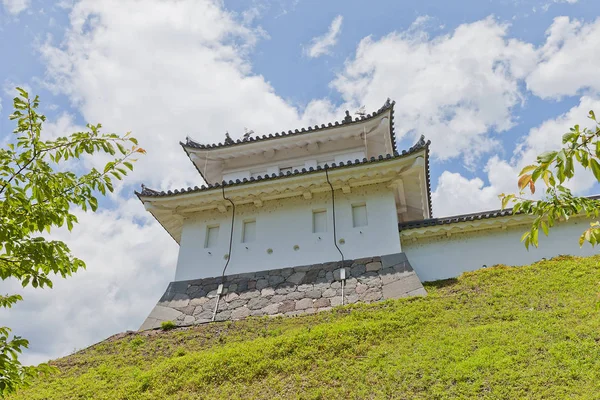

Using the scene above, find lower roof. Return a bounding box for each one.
[399,195,600,233]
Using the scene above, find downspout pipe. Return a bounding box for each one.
[212,183,236,321]
[325,167,346,304]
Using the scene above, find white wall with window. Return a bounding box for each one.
[174,182,401,281]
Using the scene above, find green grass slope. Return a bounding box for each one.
[11,255,600,400]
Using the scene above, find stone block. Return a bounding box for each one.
[293,265,313,272]
[193,309,213,320]
[382,273,424,299]
[237,280,248,292]
[297,284,313,292]
[225,292,239,302]
[355,283,368,294]
[366,261,381,272]
[381,252,407,269]
[314,298,330,308]
[305,290,322,299]
[239,290,260,300]
[228,299,249,309]
[147,305,182,322]
[271,294,286,303]
[251,309,266,316]
[248,280,256,290]
[286,291,305,300]
[280,268,294,278]
[175,305,195,315]
[186,285,200,295]
[346,294,359,304]
[228,283,238,293]
[248,297,270,310]
[330,281,341,289]
[344,278,358,289]
[214,310,232,321]
[356,273,380,286]
[278,300,295,313]
[183,315,195,324]
[330,296,343,307]
[262,303,280,315]
[322,288,337,298]
[361,291,382,302]
[287,272,306,285]
[350,264,366,277]
[256,279,269,290]
[167,293,190,309]
[261,287,275,297]
[275,284,296,294]
[268,275,285,286]
[295,298,313,310]
[231,307,251,319]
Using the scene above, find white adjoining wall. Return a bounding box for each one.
[402,218,598,282]
[174,183,401,281]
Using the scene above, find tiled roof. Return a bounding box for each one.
[398,209,515,231]
[135,135,431,200]
[180,99,397,151]
[398,195,600,231]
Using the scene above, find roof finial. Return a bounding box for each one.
[224,131,234,145]
[243,127,254,142]
[344,110,352,123]
[354,106,366,117]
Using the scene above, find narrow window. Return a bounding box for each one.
[352,203,368,227]
[242,220,256,243]
[313,210,327,233]
[205,225,220,248]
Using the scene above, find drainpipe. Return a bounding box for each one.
[212,183,236,322]
[325,167,347,304]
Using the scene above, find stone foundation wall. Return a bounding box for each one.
[140,252,426,330]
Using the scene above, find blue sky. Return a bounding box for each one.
[1,0,599,364]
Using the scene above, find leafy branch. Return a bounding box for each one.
[0,88,144,397]
[500,110,600,249]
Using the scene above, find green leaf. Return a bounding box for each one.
[590,159,600,182]
[541,220,549,236]
[537,151,557,164]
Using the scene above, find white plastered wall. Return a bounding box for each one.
[174,183,401,281]
[402,218,598,282]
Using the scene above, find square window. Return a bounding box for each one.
[352,204,368,228]
[313,210,327,233]
[279,167,292,175]
[205,225,219,248]
[242,220,256,243]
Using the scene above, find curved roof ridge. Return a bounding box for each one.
[181,98,396,151]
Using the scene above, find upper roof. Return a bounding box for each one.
[181,98,397,151]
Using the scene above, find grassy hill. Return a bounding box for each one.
[10,255,600,399]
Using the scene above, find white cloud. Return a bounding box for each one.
[432,96,600,216]
[1,0,29,15]
[304,15,343,58]
[331,16,537,164]
[527,17,600,99]
[39,0,307,191]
